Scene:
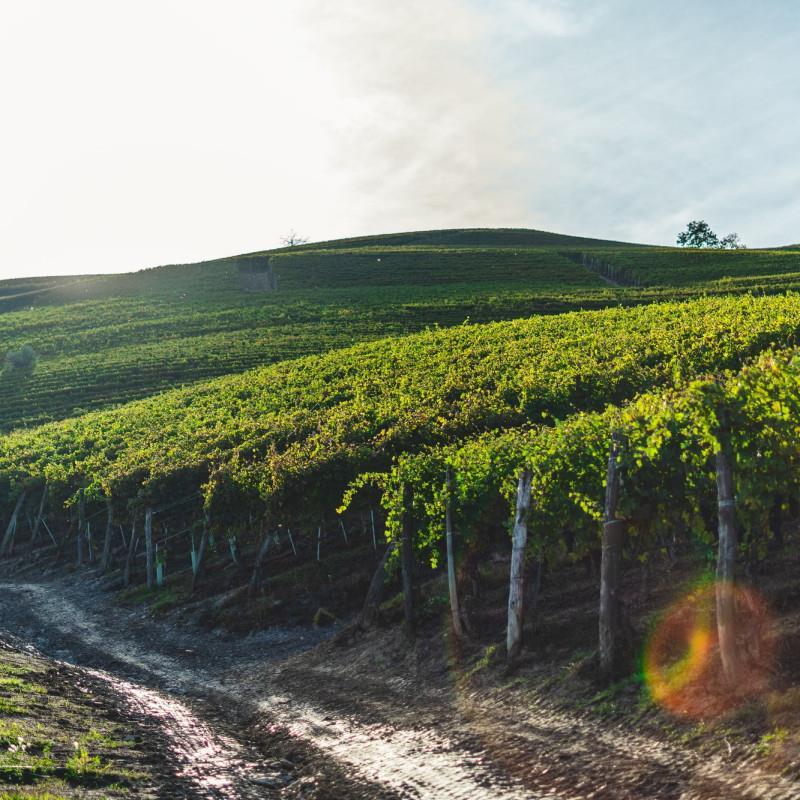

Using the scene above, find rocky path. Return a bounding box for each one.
[1,577,799,799]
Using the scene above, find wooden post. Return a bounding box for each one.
[249,526,272,597]
[42,519,57,547]
[191,519,208,593]
[401,483,415,635]
[144,507,154,589]
[123,515,138,588]
[600,435,627,679]
[715,415,739,683]
[0,490,27,556]
[99,498,114,572]
[445,467,464,639]
[28,487,48,553]
[507,469,532,661]
[86,522,93,563]
[76,496,85,567]
[361,542,395,627]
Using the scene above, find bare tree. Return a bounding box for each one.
[280,229,310,247]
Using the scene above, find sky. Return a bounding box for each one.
[0,0,798,278]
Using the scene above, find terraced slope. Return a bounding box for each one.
[0,244,623,430]
[3,293,800,527]
[2,229,800,434]
[587,247,800,289]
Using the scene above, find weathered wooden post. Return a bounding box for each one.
[445,467,464,639]
[249,523,272,597]
[361,542,395,628]
[100,498,114,572]
[507,469,532,661]
[28,487,48,553]
[144,507,154,589]
[76,495,85,567]
[191,518,209,593]
[401,483,416,635]
[715,413,739,683]
[0,490,27,556]
[123,514,138,588]
[600,434,627,679]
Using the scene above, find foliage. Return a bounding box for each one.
[676,220,745,250]
[364,347,800,573]
[3,293,800,551]
[4,345,37,372]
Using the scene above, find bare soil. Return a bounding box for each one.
[2,548,800,799]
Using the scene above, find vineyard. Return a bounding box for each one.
[1,230,800,715]
[0,233,799,432]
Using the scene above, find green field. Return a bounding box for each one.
[1,230,799,433]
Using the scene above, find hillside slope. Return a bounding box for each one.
[1,229,800,432]
[3,292,799,519]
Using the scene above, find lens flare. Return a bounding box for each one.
[643,581,775,719]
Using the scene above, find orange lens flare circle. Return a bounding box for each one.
[644,582,774,719]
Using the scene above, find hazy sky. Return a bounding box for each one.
[1,1,798,277]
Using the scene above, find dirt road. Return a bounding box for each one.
[1,576,799,799]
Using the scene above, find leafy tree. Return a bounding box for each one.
[677,220,745,249]
[719,232,745,250]
[5,344,37,371]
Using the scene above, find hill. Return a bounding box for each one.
[1,229,800,432]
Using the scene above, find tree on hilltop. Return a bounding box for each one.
[280,229,310,247]
[677,220,745,249]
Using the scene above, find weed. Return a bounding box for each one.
[64,746,103,781]
[755,727,789,757]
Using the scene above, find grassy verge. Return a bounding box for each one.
[0,645,152,798]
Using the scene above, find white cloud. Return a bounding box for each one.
[475,0,601,38]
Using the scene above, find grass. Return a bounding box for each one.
[0,649,150,797]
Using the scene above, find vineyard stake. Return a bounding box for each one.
[445,466,464,639]
[42,519,57,547]
[28,487,48,553]
[600,434,627,680]
[361,542,395,628]
[100,498,114,572]
[191,518,208,593]
[145,508,154,589]
[249,526,272,597]
[715,413,739,683]
[123,516,137,588]
[507,469,532,661]
[0,490,26,557]
[401,483,415,636]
